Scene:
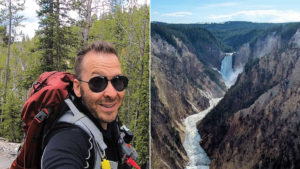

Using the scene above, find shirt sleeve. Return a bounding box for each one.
[41,126,93,169]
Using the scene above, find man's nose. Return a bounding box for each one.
[103,81,118,98]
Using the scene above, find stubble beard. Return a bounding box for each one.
[80,87,114,124]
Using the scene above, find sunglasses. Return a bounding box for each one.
[78,75,128,92]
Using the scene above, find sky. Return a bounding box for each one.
[17,0,40,39]
[17,0,150,40]
[151,0,300,23]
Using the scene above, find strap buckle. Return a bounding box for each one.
[34,110,49,123]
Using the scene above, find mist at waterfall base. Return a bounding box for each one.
[220,53,242,87]
[183,98,221,169]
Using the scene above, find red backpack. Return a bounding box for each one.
[10,71,140,169]
[10,71,75,169]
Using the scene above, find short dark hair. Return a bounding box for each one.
[75,41,118,79]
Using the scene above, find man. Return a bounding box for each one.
[41,41,131,169]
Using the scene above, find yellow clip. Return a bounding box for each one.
[101,159,111,169]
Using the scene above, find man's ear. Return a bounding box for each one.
[73,79,81,97]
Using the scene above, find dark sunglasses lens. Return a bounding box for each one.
[111,76,128,91]
[88,76,107,92]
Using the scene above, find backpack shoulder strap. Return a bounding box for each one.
[59,98,107,169]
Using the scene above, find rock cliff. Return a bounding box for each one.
[233,23,300,70]
[151,24,226,168]
[198,27,300,169]
[151,21,300,169]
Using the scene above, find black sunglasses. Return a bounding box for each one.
[78,75,128,93]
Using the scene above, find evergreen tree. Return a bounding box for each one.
[71,0,95,45]
[0,0,25,132]
[88,3,150,166]
[0,39,32,139]
[1,90,23,142]
[0,2,150,168]
[0,26,8,45]
[36,0,78,71]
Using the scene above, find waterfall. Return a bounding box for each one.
[183,97,222,169]
[220,53,242,87]
[182,53,241,168]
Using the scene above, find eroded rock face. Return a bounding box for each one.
[152,22,300,169]
[151,32,226,169]
[233,25,300,72]
[290,29,300,48]
[198,37,300,169]
[233,32,282,70]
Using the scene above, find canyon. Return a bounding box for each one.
[151,21,300,169]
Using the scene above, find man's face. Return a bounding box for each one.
[73,51,125,128]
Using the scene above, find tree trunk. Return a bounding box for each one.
[4,0,12,101]
[47,0,54,67]
[2,0,12,125]
[83,0,92,45]
[56,0,61,70]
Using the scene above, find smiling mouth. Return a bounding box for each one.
[100,103,117,108]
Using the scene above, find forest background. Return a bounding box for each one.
[0,0,149,166]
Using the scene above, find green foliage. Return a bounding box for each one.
[89,5,151,165]
[269,22,300,41]
[151,23,188,51]
[36,0,81,72]
[200,21,281,50]
[0,0,25,42]
[0,1,149,167]
[248,22,300,49]
[224,29,265,50]
[0,26,8,45]
[151,22,230,58]
[14,37,43,90]
[101,6,150,165]
[201,21,277,31]
[0,89,23,142]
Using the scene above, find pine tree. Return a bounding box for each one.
[0,0,25,131]
[71,0,93,45]
[88,3,150,165]
[1,90,23,142]
[0,26,8,45]
[0,1,150,167]
[36,0,78,71]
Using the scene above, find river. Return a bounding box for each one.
[183,98,221,169]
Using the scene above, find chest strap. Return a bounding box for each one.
[59,98,118,169]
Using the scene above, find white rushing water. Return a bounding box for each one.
[183,97,222,169]
[220,53,242,87]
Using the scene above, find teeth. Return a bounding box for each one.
[101,104,115,108]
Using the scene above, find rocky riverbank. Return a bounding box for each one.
[0,137,20,169]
